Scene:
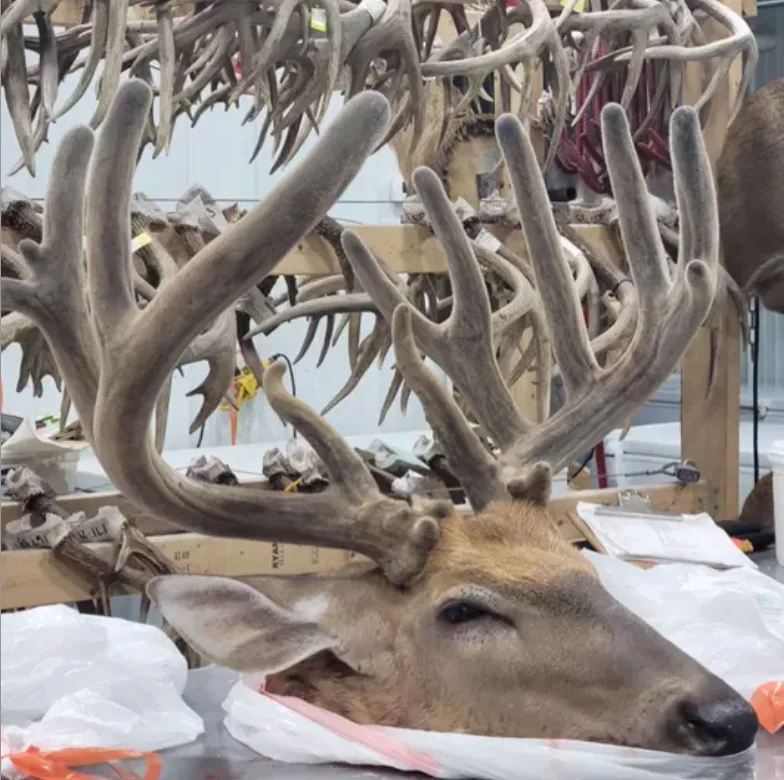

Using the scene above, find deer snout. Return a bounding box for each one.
[672,690,758,756]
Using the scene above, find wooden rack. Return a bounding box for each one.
[0,0,750,609]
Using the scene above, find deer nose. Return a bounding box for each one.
[679,698,759,756]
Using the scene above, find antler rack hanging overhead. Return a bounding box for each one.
[0,0,757,184]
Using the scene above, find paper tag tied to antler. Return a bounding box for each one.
[474,229,502,253]
[3,507,126,550]
[4,514,71,550]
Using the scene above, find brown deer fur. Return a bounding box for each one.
[255,503,751,749]
[738,472,774,530]
[717,77,784,313]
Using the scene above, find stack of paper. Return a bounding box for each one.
[575,502,756,570]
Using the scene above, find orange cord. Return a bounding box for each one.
[229,406,238,446]
[751,681,784,734]
[2,746,162,780]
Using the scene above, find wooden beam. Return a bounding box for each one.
[3,217,617,277]
[0,480,713,610]
[0,535,355,610]
[679,0,744,521]
[276,223,618,276]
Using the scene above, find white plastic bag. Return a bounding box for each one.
[1,604,204,765]
[222,554,784,780]
[223,679,757,780]
[585,551,784,700]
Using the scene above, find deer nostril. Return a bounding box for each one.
[680,698,759,756]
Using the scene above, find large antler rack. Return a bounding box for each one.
[341,94,719,510]
[3,77,718,588]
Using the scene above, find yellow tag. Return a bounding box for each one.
[561,0,585,10]
[130,232,152,253]
[284,477,302,493]
[309,8,327,31]
[231,367,259,408]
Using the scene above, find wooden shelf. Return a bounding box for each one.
[1,481,713,609]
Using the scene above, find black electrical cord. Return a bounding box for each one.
[269,352,297,438]
[570,448,595,481]
[751,296,760,484]
[270,353,297,398]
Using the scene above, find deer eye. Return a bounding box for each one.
[439,601,489,624]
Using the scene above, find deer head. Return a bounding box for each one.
[3,79,757,756]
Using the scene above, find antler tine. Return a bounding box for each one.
[495,104,717,475]
[669,106,720,299]
[179,308,237,434]
[264,359,379,497]
[599,106,672,316]
[342,169,530,452]
[247,293,376,339]
[495,114,599,401]
[51,0,109,120]
[3,124,100,437]
[392,306,507,508]
[6,78,451,585]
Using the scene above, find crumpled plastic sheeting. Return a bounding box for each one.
[585,552,784,702]
[1,604,204,763]
[223,554,784,780]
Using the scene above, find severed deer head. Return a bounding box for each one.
[3,79,758,755]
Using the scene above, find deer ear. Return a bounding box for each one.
[147,575,338,674]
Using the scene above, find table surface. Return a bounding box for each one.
[91,552,784,780]
[758,548,784,583]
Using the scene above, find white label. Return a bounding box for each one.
[4,513,70,550]
[475,228,502,253]
[67,506,126,544]
[358,0,386,22]
[130,232,152,253]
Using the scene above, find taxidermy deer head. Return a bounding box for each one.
[3,79,757,756]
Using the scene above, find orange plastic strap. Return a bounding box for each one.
[2,746,162,780]
[751,681,784,734]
